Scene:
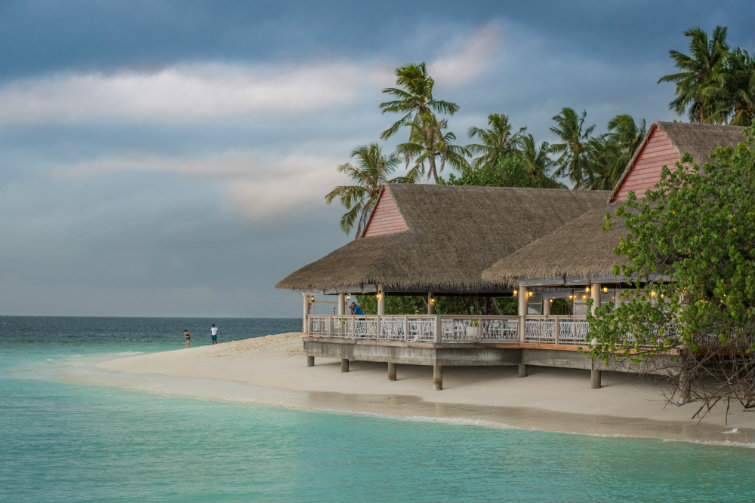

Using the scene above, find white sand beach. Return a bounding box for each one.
[73,333,753,445]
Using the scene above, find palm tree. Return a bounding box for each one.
[549,108,595,188]
[379,62,459,140]
[658,26,729,123]
[584,136,623,190]
[397,113,470,183]
[325,144,408,238]
[520,134,561,188]
[724,48,755,126]
[467,113,526,169]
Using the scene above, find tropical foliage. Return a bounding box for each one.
[467,113,526,169]
[588,126,755,412]
[659,26,755,125]
[397,113,470,183]
[379,62,459,140]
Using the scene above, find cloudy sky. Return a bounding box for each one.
[0,1,752,318]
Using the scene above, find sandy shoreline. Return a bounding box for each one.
[59,332,753,445]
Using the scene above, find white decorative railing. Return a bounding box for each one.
[307,314,589,345]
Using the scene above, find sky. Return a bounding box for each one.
[0,0,752,318]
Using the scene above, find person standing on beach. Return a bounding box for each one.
[184,329,191,348]
[210,324,218,344]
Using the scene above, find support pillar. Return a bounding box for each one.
[433,362,443,391]
[590,283,601,314]
[377,284,385,316]
[544,297,552,316]
[302,293,309,334]
[337,293,345,315]
[340,359,349,373]
[388,362,397,381]
[591,369,602,389]
[517,283,528,342]
[307,356,315,367]
[427,291,434,314]
[518,364,527,377]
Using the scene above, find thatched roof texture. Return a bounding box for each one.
[481,203,627,285]
[277,184,609,292]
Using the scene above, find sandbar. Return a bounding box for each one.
[61,332,754,445]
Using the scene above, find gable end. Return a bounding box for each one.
[362,187,409,237]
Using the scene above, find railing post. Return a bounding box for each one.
[554,317,560,344]
[404,315,409,342]
[327,315,332,337]
[376,315,382,341]
[434,315,442,343]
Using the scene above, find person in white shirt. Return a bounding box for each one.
[210,324,218,344]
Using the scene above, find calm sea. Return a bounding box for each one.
[0,316,753,503]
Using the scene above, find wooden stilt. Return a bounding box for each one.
[307,356,315,367]
[340,359,349,373]
[388,362,397,381]
[433,363,443,390]
[518,363,527,377]
[591,369,601,389]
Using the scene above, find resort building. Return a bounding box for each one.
[277,122,745,389]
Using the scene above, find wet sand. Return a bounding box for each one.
[61,332,754,445]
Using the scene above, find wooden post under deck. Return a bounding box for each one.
[388,362,397,381]
[341,359,349,373]
[591,368,601,388]
[518,363,527,377]
[433,362,443,390]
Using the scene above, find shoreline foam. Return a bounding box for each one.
[53,332,754,446]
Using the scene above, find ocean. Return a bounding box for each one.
[0,316,753,503]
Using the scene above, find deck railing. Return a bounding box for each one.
[306,314,588,345]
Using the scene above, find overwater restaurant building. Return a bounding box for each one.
[277,122,746,389]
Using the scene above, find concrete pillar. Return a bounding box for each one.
[591,369,601,388]
[307,356,315,367]
[517,283,527,342]
[377,284,385,316]
[427,291,434,314]
[340,359,349,373]
[433,363,443,390]
[590,283,601,314]
[544,297,552,316]
[388,362,397,381]
[518,364,527,377]
[337,293,345,315]
[302,293,309,334]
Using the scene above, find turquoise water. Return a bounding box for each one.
[1,317,753,502]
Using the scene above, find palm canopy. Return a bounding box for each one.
[467,113,526,169]
[379,62,459,140]
[549,107,595,188]
[397,113,470,184]
[725,48,755,126]
[520,134,562,188]
[658,26,729,123]
[325,144,409,238]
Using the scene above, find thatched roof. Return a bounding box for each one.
[481,203,627,286]
[277,184,609,293]
[610,121,745,202]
